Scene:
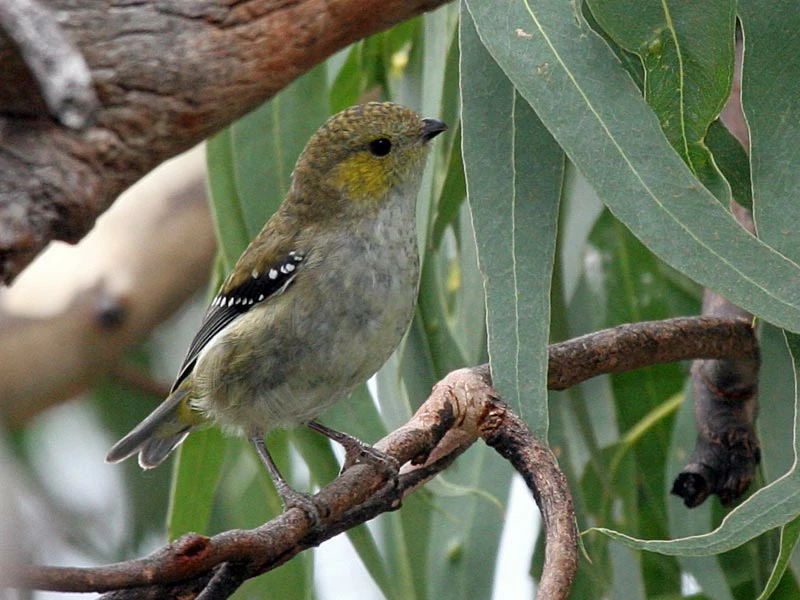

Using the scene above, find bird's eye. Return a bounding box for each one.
[368,138,392,157]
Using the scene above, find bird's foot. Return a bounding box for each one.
[249,435,328,527]
[273,483,329,527]
[306,420,400,478]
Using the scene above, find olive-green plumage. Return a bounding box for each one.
[106,102,446,469]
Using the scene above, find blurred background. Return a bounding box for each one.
[4,2,800,599]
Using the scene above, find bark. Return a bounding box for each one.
[0,0,449,283]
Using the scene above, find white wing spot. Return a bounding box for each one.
[269,269,278,279]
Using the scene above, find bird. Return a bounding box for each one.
[106,101,447,510]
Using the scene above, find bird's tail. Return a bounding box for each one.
[106,386,201,469]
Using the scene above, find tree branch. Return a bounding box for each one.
[2,315,761,599]
[0,146,215,428]
[5,367,577,600]
[0,0,97,128]
[547,316,757,390]
[0,0,450,283]
[671,35,762,508]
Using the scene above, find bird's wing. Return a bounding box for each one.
[171,248,306,391]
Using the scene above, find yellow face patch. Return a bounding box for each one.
[328,151,396,206]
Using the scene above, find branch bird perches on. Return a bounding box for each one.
[3,316,758,600]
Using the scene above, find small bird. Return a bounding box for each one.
[106,102,446,508]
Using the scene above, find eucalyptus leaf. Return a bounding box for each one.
[706,119,753,211]
[461,5,562,434]
[230,64,329,236]
[430,125,466,249]
[463,0,800,333]
[756,516,800,600]
[740,0,800,261]
[167,427,227,539]
[206,131,249,269]
[585,0,735,200]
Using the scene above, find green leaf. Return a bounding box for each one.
[706,119,753,210]
[416,4,461,254]
[328,45,368,113]
[460,5,562,434]
[206,131,250,269]
[580,4,644,90]
[429,125,466,250]
[739,0,800,261]
[756,516,800,600]
[748,22,800,566]
[416,247,468,377]
[596,475,798,555]
[463,0,800,333]
[758,325,797,482]
[585,0,735,200]
[230,65,329,237]
[451,205,488,366]
[167,427,227,539]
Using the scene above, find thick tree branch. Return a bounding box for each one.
[0,0,449,283]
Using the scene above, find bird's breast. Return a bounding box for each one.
[304,194,420,371]
[192,187,420,433]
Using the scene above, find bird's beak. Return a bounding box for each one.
[420,118,447,142]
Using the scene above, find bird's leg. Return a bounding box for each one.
[306,420,400,475]
[248,435,325,524]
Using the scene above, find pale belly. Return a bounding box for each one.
[191,202,419,436]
